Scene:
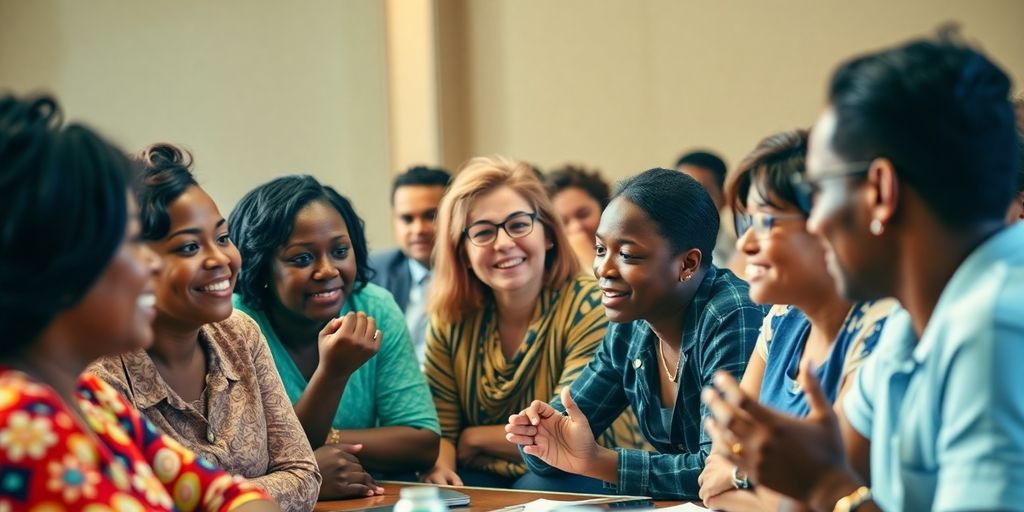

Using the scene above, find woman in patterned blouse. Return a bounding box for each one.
[695,130,894,511]
[421,156,647,490]
[0,94,277,511]
[89,144,320,511]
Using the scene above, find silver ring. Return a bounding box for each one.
[372,329,381,341]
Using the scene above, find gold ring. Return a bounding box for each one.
[372,330,381,341]
[731,442,743,457]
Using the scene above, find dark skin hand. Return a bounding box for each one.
[702,362,879,512]
[315,443,384,499]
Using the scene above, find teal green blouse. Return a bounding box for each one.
[234,283,440,435]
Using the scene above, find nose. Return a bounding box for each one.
[806,206,824,238]
[411,217,432,236]
[594,250,617,279]
[736,224,761,256]
[312,255,340,281]
[203,245,233,270]
[492,226,516,250]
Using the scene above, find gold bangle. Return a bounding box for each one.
[325,428,343,445]
[834,486,872,512]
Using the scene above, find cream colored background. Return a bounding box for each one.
[2,0,1022,249]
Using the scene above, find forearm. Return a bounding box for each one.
[334,426,440,472]
[617,448,707,500]
[292,368,349,448]
[248,468,320,512]
[464,425,524,462]
[434,438,458,470]
[580,446,619,485]
[807,469,878,512]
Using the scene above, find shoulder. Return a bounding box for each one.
[553,274,603,309]
[353,282,405,318]
[0,368,62,416]
[204,309,265,357]
[703,267,765,323]
[761,305,801,345]
[368,249,405,271]
[85,355,131,389]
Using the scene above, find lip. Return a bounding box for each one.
[600,287,630,308]
[194,277,234,298]
[493,257,526,270]
[745,262,770,282]
[306,287,343,305]
[137,290,157,321]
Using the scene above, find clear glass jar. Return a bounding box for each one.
[394,486,449,512]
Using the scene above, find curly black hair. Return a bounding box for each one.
[228,174,375,311]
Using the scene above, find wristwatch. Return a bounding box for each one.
[731,466,752,490]
[834,486,872,512]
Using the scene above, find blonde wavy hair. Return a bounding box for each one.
[428,156,580,324]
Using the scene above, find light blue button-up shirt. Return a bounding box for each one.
[843,223,1024,511]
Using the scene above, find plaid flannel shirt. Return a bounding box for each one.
[522,266,765,499]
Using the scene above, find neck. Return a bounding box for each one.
[894,220,1003,337]
[266,305,326,350]
[5,347,87,405]
[646,273,703,350]
[492,277,544,324]
[793,283,853,344]
[494,289,539,328]
[147,314,204,368]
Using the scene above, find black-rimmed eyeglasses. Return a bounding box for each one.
[463,211,538,247]
[790,161,873,213]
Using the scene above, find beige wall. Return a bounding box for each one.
[3,1,1022,249]
[0,0,394,249]
[440,0,1024,182]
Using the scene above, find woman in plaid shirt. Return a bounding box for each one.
[506,168,765,500]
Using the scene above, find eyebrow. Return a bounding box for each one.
[283,234,350,251]
[166,218,226,239]
[468,210,531,227]
[595,233,638,246]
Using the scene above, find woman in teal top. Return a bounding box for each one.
[229,175,440,500]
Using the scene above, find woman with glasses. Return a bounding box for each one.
[695,130,893,511]
[229,175,440,500]
[421,156,647,489]
[505,168,764,500]
[0,94,276,511]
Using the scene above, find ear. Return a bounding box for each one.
[866,158,899,234]
[677,248,703,282]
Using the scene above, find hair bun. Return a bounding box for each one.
[140,143,193,172]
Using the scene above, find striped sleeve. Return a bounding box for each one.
[423,315,462,442]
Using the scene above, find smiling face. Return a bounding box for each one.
[552,186,603,240]
[393,184,446,266]
[151,186,241,328]
[270,200,357,323]
[463,186,549,295]
[737,186,834,306]
[594,197,686,325]
[62,195,162,358]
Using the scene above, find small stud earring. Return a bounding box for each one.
[869,219,884,236]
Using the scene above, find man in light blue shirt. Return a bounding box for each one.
[370,166,450,363]
[700,30,1024,511]
[843,223,1024,510]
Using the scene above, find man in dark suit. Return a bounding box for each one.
[370,166,451,363]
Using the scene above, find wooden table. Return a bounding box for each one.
[315,482,688,511]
